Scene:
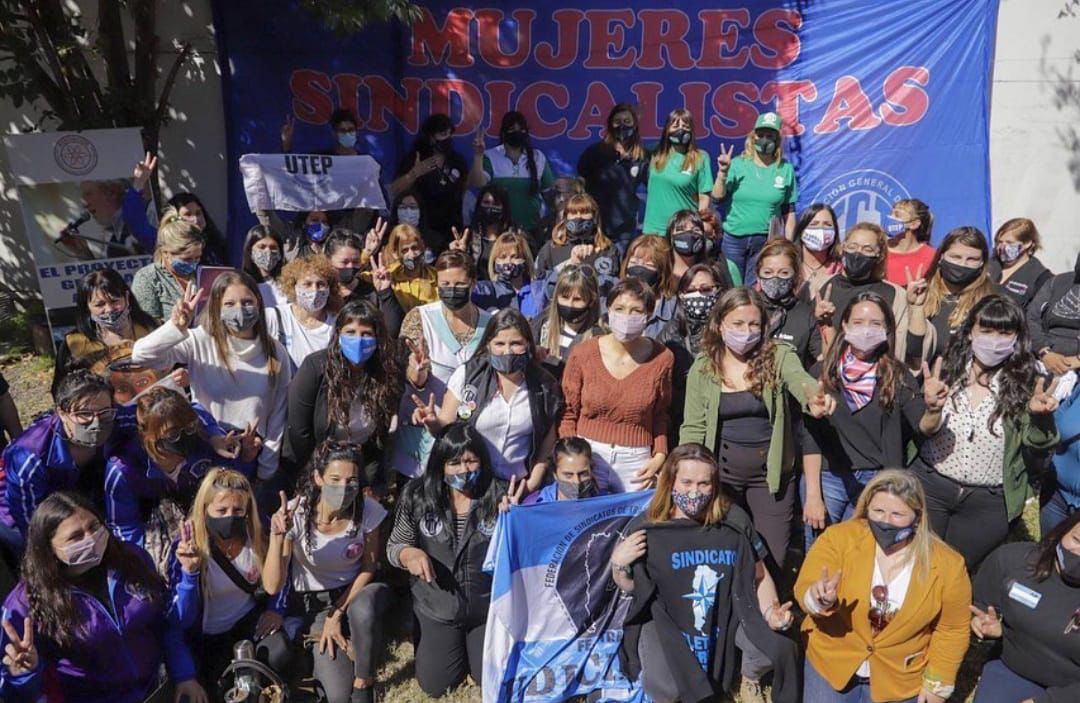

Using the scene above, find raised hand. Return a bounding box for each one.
[269,491,296,538]
[238,422,263,463]
[765,601,795,631]
[365,216,388,255]
[371,253,391,292]
[280,114,296,151]
[969,604,1002,640]
[814,283,835,324]
[921,358,949,412]
[411,392,439,431]
[405,337,431,388]
[1028,376,1060,415]
[132,151,158,192]
[500,474,528,513]
[2,616,38,677]
[176,519,200,574]
[809,567,842,611]
[904,264,928,307]
[611,530,647,572]
[804,380,837,419]
[472,130,486,156]
[570,243,595,265]
[449,226,471,252]
[170,282,202,331]
[716,144,735,172]
[168,367,190,390]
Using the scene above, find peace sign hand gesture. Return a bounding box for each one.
[411,393,439,431]
[132,151,158,192]
[905,265,928,307]
[405,337,431,388]
[969,604,1002,640]
[365,217,388,254]
[716,144,735,172]
[765,601,795,631]
[270,491,296,538]
[237,422,263,463]
[1028,376,1060,415]
[170,282,202,331]
[814,283,835,325]
[499,474,528,513]
[809,567,842,612]
[176,519,200,574]
[371,253,391,292]
[921,358,950,413]
[804,380,836,419]
[449,226,471,252]
[472,130,486,156]
[2,616,38,677]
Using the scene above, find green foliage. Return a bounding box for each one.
[301,0,423,34]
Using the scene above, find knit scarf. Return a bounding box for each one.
[839,348,878,412]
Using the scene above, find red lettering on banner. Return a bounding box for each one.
[679,83,712,139]
[476,9,536,69]
[568,82,617,139]
[880,66,930,126]
[814,76,882,134]
[408,8,474,67]
[427,79,485,134]
[536,9,585,69]
[583,10,637,68]
[333,73,364,128]
[630,82,665,140]
[710,81,761,138]
[638,10,694,70]
[750,9,802,69]
[290,70,334,124]
[484,81,516,137]
[363,76,422,132]
[697,9,751,69]
[760,80,817,136]
[516,82,570,139]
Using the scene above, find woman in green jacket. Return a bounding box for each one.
[915,294,1059,570]
[680,287,835,569]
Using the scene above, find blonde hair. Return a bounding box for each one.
[154,210,204,266]
[844,222,889,281]
[652,108,703,173]
[852,469,941,581]
[188,468,266,587]
[925,226,994,327]
[550,194,613,249]
[278,254,342,310]
[199,270,282,381]
[622,234,677,298]
[385,224,426,267]
[646,444,730,525]
[742,128,786,164]
[487,230,535,280]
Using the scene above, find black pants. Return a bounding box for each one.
[914,461,1010,570]
[197,605,292,696]
[413,610,486,698]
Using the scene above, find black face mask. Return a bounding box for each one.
[672,232,706,256]
[669,129,692,146]
[938,259,982,287]
[613,125,636,144]
[439,286,471,310]
[565,218,596,240]
[843,252,879,282]
[479,205,504,223]
[868,519,916,550]
[157,430,202,458]
[433,137,452,153]
[1057,544,1080,586]
[558,304,589,324]
[627,265,660,289]
[503,130,527,148]
[557,478,598,500]
[207,515,247,542]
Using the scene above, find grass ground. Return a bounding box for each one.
[0,352,1037,703]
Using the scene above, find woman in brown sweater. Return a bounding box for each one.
[560,278,674,492]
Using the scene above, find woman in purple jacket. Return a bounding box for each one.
[0,491,205,703]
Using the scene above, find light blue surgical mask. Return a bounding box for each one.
[337,132,357,149]
[444,469,481,493]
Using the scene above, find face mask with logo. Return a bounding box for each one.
[337,267,357,284]
[627,265,660,289]
[558,304,589,324]
[171,258,198,278]
[207,515,247,542]
[490,351,530,374]
[340,335,378,365]
[438,286,471,311]
[58,526,109,574]
[397,207,421,226]
[91,306,131,331]
[495,262,525,282]
[1056,543,1080,586]
[845,325,889,354]
[251,248,281,273]
[802,227,835,252]
[66,412,114,448]
[759,276,795,302]
[337,131,357,149]
[722,327,762,355]
[970,333,1017,368]
[843,252,879,282]
[503,130,527,148]
[868,519,915,549]
[401,254,421,272]
[997,242,1025,266]
[565,218,596,241]
[444,469,481,493]
[322,483,360,512]
[608,311,647,343]
[557,478,598,500]
[668,129,692,146]
[938,259,982,287]
[672,489,711,520]
[305,222,330,243]
[221,304,259,333]
[755,137,778,156]
[296,287,329,313]
[672,232,706,256]
[613,125,636,143]
[680,292,717,323]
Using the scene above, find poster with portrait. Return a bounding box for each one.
[2,128,157,340]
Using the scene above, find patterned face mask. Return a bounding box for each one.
[672,489,712,519]
[680,292,717,323]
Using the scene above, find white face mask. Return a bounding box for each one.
[971,333,1017,368]
[57,525,109,574]
[608,311,648,342]
[845,325,888,354]
[802,227,835,252]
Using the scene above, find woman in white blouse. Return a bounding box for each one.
[266,254,340,370]
[131,271,291,484]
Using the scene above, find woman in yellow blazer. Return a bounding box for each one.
[795,469,971,703]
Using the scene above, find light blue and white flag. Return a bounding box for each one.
[482,491,653,703]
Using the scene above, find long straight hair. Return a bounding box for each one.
[550,193,613,249]
[699,287,777,398]
[925,227,994,327]
[852,469,940,581]
[542,267,600,358]
[199,270,282,381]
[74,269,157,342]
[646,444,730,525]
[651,108,702,173]
[499,111,540,194]
[414,422,502,527]
[622,234,677,298]
[188,468,266,595]
[602,102,646,161]
[241,224,285,283]
[793,204,842,265]
[820,292,904,409]
[471,307,538,367]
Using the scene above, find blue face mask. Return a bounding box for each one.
[444,469,481,493]
[305,222,330,242]
[171,258,198,277]
[340,334,378,365]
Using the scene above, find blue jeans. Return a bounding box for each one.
[972,659,1046,703]
[721,232,768,286]
[804,658,917,703]
[1041,489,1079,536]
[801,468,876,550]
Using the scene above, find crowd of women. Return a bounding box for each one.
[0,103,1078,703]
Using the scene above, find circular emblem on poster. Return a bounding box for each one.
[53,134,99,176]
[812,169,912,235]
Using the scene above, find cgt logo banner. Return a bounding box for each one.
[212,0,998,255]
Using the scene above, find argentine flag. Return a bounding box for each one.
[482,491,653,702]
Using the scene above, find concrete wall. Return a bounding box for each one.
[2,0,1079,305]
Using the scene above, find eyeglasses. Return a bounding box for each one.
[842,244,881,257]
[561,263,598,279]
[163,426,198,443]
[67,407,116,425]
[868,584,894,634]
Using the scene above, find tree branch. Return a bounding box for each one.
[97,0,131,121]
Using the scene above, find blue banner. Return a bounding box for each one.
[212,0,998,261]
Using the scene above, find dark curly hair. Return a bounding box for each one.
[325,300,403,437]
[298,441,365,552]
[700,287,776,399]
